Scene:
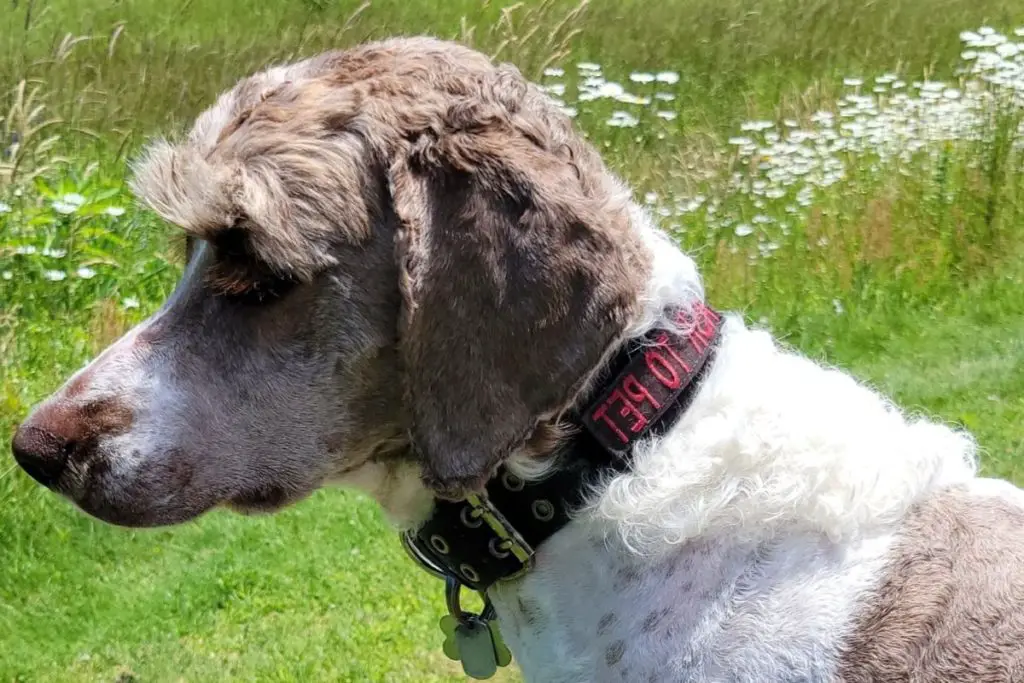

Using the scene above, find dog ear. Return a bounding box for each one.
[130,81,375,287]
[388,99,649,498]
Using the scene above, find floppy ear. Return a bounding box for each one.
[389,115,650,498]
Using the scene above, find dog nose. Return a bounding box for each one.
[11,422,70,489]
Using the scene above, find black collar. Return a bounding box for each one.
[402,302,724,593]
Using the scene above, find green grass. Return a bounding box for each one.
[3,0,1024,680]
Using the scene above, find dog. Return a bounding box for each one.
[11,36,1024,682]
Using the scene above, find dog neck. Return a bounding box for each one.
[481,310,974,681]
[401,299,724,594]
[481,205,977,680]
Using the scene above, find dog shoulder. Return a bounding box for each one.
[837,480,1024,682]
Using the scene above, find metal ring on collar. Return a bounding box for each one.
[531,498,555,522]
[460,504,484,528]
[399,530,448,581]
[501,470,525,491]
[489,537,512,559]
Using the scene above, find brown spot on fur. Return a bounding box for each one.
[63,372,91,399]
[597,612,617,636]
[605,640,626,667]
[613,565,641,591]
[516,597,544,626]
[641,607,672,634]
[838,486,1024,682]
[70,398,134,441]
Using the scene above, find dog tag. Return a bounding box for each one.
[439,614,462,662]
[488,620,512,667]
[439,612,513,679]
[454,616,500,679]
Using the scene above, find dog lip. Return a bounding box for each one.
[71,494,213,528]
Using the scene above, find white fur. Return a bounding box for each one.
[480,200,980,682]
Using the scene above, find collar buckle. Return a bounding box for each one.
[463,492,534,572]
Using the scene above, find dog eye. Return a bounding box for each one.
[212,273,297,305]
[235,278,297,305]
[204,227,298,304]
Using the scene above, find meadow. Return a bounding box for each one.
[2,0,1024,680]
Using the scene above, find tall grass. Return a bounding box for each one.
[2,0,1024,148]
[2,1,1024,681]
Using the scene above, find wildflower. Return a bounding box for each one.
[577,62,601,72]
[656,110,677,120]
[833,299,845,315]
[843,78,863,87]
[0,202,10,213]
[655,71,680,84]
[734,223,754,237]
[559,106,578,118]
[607,111,639,128]
[996,42,1020,58]
[728,136,754,146]
[593,81,625,99]
[43,270,66,281]
[52,193,86,215]
[629,72,655,84]
[810,111,835,125]
[615,93,650,105]
[543,67,565,77]
[655,92,675,101]
[543,83,566,96]
[42,248,67,258]
[14,245,37,255]
[1,271,11,280]
[76,266,97,279]
[122,297,140,309]
[741,120,774,132]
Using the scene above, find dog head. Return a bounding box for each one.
[10,37,651,528]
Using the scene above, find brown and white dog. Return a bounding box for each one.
[11,37,1024,682]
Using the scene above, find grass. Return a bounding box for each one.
[2,0,1024,680]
